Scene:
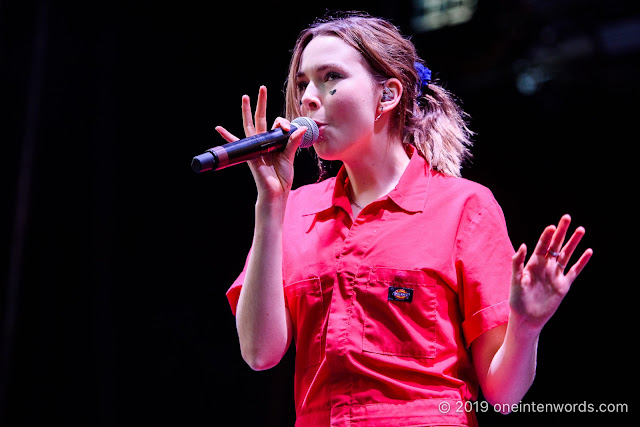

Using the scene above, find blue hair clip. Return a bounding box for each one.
[415,62,432,92]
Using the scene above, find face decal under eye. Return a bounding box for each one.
[295,66,345,104]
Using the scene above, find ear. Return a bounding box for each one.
[380,78,403,113]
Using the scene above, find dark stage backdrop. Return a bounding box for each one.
[2,1,636,425]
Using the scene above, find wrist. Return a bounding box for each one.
[506,311,543,343]
[255,193,288,226]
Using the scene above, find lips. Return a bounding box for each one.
[310,120,327,138]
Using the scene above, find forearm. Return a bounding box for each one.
[482,313,540,412]
[235,198,291,371]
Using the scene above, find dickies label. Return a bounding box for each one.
[388,286,413,302]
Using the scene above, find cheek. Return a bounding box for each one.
[316,94,376,159]
[327,89,375,127]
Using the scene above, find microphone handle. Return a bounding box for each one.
[192,127,291,172]
[211,127,290,170]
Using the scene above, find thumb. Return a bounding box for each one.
[282,126,307,163]
[511,243,527,283]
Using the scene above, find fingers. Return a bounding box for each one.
[222,86,305,167]
[529,214,592,280]
[215,126,239,143]
[270,116,305,162]
[532,214,572,259]
[547,214,571,255]
[511,243,527,284]
[241,95,256,137]
[272,117,291,132]
[283,126,307,162]
[565,248,593,283]
[532,225,556,257]
[556,225,585,268]
[241,86,268,137]
[255,85,267,134]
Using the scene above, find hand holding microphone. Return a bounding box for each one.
[191,116,318,173]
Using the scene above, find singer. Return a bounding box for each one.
[219,12,592,426]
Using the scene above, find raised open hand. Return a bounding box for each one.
[510,215,593,330]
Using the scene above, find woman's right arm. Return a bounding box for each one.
[215,86,306,370]
[235,198,293,370]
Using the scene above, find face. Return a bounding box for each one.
[296,35,380,161]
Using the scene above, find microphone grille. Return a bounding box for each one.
[291,117,319,148]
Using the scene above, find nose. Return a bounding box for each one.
[300,82,321,112]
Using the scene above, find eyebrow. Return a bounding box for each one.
[296,63,344,79]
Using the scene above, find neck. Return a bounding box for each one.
[344,140,410,208]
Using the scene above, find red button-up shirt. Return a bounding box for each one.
[227,151,514,426]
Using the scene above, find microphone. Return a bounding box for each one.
[191,117,319,172]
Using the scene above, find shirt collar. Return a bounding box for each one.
[386,148,431,213]
[301,147,432,216]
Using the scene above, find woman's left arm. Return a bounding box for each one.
[471,214,593,412]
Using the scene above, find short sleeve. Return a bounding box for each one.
[456,198,514,347]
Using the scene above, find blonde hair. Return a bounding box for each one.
[285,12,473,177]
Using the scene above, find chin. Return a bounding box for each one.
[313,140,342,162]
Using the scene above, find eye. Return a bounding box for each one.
[325,71,343,82]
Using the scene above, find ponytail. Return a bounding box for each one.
[405,81,474,177]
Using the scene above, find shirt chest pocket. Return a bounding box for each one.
[360,268,437,359]
[284,277,323,368]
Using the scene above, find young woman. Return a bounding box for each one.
[217,13,592,426]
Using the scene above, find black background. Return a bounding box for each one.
[2,1,636,425]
